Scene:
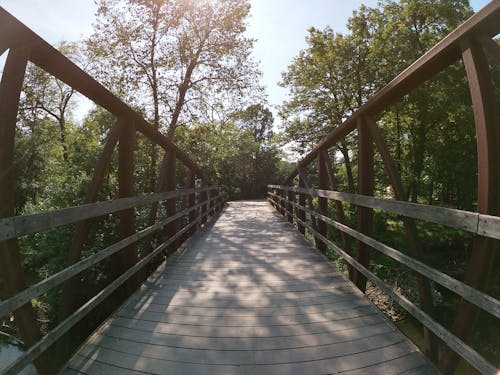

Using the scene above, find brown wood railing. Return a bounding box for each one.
[1,186,226,374]
[0,6,227,374]
[268,186,498,374]
[269,2,499,374]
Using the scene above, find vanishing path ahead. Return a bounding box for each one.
[65,201,436,374]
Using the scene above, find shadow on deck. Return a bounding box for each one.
[64,201,436,375]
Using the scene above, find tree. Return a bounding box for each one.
[86,0,261,191]
[279,0,475,204]
[368,0,474,203]
[20,42,84,162]
[231,104,278,197]
[279,21,375,193]
[176,105,284,199]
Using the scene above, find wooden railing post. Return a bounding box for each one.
[200,182,208,224]
[0,45,50,374]
[117,117,139,294]
[165,149,177,255]
[286,189,294,223]
[209,188,215,217]
[316,150,328,253]
[321,148,353,278]
[297,179,306,235]
[187,169,196,236]
[353,118,374,291]
[276,188,283,215]
[297,166,317,230]
[60,124,120,319]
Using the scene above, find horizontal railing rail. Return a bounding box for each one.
[268,185,500,239]
[0,189,225,319]
[0,186,219,242]
[268,188,498,374]
[4,192,227,374]
[268,189,500,318]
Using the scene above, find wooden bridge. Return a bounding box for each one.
[64,201,436,374]
[1,2,499,375]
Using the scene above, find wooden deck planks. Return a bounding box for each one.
[64,200,436,374]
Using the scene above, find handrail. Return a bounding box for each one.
[269,185,499,239]
[268,190,500,318]
[0,191,224,319]
[4,196,226,374]
[268,191,498,374]
[0,186,219,241]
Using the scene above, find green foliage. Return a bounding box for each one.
[279,0,485,209]
[176,105,286,199]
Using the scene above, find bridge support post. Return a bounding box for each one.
[275,188,281,213]
[286,190,294,223]
[200,181,208,225]
[165,149,178,255]
[300,168,318,231]
[321,149,353,278]
[297,178,306,235]
[209,187,215,217]
[353,118,373,291]
[187,169,196,236]
[316,149,328,253]
[117,117,139,294]
[61,124,120,318]
[0,45,52,374]
[440,37,500,374]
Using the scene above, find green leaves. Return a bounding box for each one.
[176,105,285,199]
[279,0,479,209]
[87,0,260,136]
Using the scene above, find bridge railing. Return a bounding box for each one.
[0,6,227,374]
[0,186,226,374]
[269,2,499,374]
[268,186,498,374]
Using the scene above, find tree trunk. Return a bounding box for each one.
[58,116,69,162]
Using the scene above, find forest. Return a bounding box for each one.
[0,0,498,374]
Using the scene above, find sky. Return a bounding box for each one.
[0,0,492,122]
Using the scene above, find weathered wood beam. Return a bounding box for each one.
[0,45,49,374]
[271,200,497,375]
[117,117,139,294]
[321,148,353,278]
[440,36,500,374]
[165,149,178,255]
[269,185,483,234]
[365,116,438,361]
[297,178,306,235]
[352,119,373,292]
[186,169,197,237]
[316,149,328,253]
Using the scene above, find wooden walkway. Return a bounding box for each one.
[64,201,437,375]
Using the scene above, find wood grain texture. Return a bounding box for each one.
[64,201,435,375]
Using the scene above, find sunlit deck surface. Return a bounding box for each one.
[64,201,436,374]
